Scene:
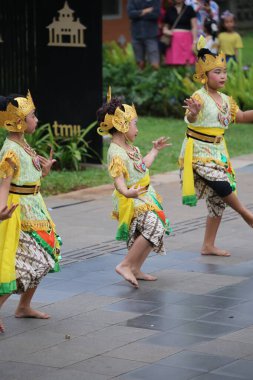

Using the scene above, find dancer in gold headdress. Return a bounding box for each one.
[97,88,171,288]
[179,36,253,257]
[0,91,61,333]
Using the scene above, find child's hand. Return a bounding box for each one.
[183,97,202,117]
[152,137,171,151]
[0,204,18,221]
[127,184,147,198]
[38,148,56,177]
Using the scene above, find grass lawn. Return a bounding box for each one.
[41,116,253,196]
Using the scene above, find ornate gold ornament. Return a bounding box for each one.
[97,87,137,136]
[193,36,226,84]
[0,90,36,132]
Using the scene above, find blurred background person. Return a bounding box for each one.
[203,17,219,54]
[218,10,243,63]
[127,0,161,70]
[186,0,219,37]
[162,0,197,66]
[158,0,173,59]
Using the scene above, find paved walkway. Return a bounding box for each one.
[1,154,253,380]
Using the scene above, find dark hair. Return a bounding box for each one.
[204,17,218,40]
[97,96,124,135]
[0,94,25,111]
[219,10,235,32]
[197,47,217,60]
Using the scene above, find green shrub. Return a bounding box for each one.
[103,42,253,116]
[53,121,98,171]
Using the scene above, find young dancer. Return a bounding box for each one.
[179,36,253,257]
[203,17,218,54]
[97,89,171,288]
[0,91,61,333]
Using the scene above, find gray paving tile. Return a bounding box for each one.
[143,331,212,347]
[219,327,253,344]
[190,339,253,359]
[68,356,146,377]
[13,327,154,367]
[94,284,148,298]
[104,299,160,314]
[199,309,253,328]
[33,288,80,303]
[37,293,121,320]
[177,294,243,309]
[208,279,253,301]
[115,363,201,380]
[104,342,182,363]
[213,359,253,378]
[0,315,50,339]
[0,330,66,360]
[76,309,140,325]
[35,317,108,337]
[214,263,253,278]
[172,262,220,274]
[35,368,110,380]
[149,304,216,320]
[0,361,55,380]
[157,351,234,371]
[170,320,239,338]
[131,289,190,304]
[123,314,187,331]
[229,300,253,315]
[190,374,242,380]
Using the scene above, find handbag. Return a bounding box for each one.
[160,33,171,47]
[160,6,187,48]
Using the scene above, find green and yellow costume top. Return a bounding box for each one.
[179,87,239,206]
[0,139,61,295]
[108,142,169,241]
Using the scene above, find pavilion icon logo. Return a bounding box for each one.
[47,1,86,48]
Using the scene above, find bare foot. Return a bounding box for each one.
[134,271,157,281]
[15,307,50,319]
[0,319,5,333]
[115,264,139,288]
[201,246,231,257]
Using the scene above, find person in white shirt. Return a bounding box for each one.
[185,0,219,37]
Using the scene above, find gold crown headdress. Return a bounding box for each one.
[97,86,137,136]
[0,90,36,132]
[193,36,226,84]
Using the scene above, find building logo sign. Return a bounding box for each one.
[47,1,86,48]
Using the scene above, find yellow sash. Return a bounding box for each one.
[115,173,150,241]
[0,194,20,294]
[0,181,40,295]
[182,126,226,206]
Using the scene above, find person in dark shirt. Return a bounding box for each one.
[127,0,161,69]
[163,0,197,65]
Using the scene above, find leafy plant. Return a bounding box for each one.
[53,121,98,170]
[223,60,253,110]
[25,123,55,156]
[103,41,135,66]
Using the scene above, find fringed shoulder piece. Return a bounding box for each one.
[108,155,129,179]
[0,150,20,180]
[229,96,239,123]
